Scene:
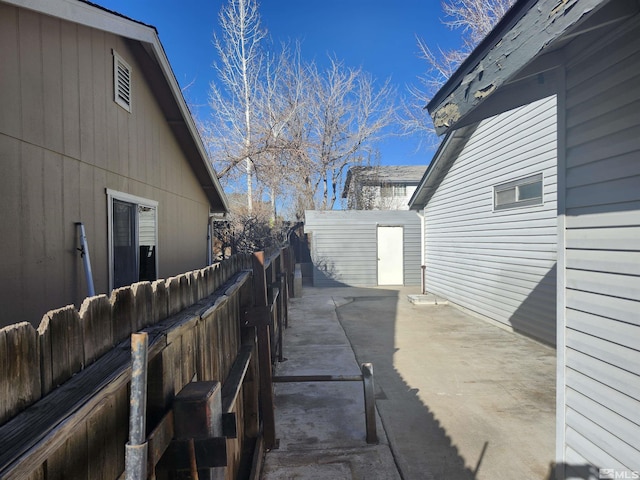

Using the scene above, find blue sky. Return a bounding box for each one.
[94,0,462,165]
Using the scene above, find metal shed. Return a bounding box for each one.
[304,210,422,287]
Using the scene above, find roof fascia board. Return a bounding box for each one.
[408,123,478,209]
[5,0,158,43]
[427,0,610,136]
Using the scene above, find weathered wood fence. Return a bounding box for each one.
[0,246,296,479]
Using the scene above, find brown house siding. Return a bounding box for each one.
[0,4,212,328]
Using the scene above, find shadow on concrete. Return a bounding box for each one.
[332,289,478,480]
[545,463,601,479]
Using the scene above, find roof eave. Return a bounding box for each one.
[427,0,613,136]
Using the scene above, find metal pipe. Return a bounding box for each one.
[75,222,95,297]
[362,363,378,444]
[125,333,149,480]
[273,374,363,383]
[421,265,427,295]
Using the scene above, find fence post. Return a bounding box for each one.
[252,252,277,450]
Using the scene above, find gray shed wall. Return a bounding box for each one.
[559,17,640,470]
[304,210,421,287]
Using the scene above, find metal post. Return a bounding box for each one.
[76,222,95,297]
[125,333,149,480]
[362,363,378,444]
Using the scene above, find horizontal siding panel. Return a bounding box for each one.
[566,48,640,109]
[566,124,640,170]
[567,100,640,149]
[566,349,640,401]
[566,329,640,377]
[426,272,556,318]
[566,151,640,189]
[566,388,640,454]
[565,426,627,470]
[426,269,556,311]
[566,290,639,326]
[568,310,640,351]
[566,174,640,209]
[566,270,640,301]
[565,409,639,469]
[567,75,640,130]
[566,369,640,437]
[565,226,639,251]
[565,249,640,276]
[565,206,640,228]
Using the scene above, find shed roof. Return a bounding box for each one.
[5,0,229,213]
[427,0,635,135]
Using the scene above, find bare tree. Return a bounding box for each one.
[305,58,395,211]
[253,42,308,220]
[206,0,267,212]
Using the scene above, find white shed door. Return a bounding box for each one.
[377,226,404,285]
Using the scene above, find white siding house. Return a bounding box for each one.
[343,166,426,210]
[411,96,557,345]
[424,0,640,476]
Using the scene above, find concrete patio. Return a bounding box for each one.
[261,286,556,480]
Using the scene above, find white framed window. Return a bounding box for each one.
[381,184,407,198]
[107,190,158,290]
[494,173,543,210]
[113,50,132,112]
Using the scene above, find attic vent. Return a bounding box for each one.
[113,51,132,112]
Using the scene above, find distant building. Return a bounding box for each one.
[342,165,427,210]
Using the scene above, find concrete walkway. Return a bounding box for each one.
[262,286,556,480]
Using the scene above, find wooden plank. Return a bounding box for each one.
[167,276,182,316]
[1,323,40,424]
[221,345,253,414]
[46,421,89,480]
[39,306,82,393]
[79,294,113,367]
[152,279,168,324]
[147,411,174,477]
[252,252,276,450]
[110,287,135,344]
[0,328,7,424]
[132,281,153,331]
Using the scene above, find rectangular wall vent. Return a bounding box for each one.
[113,51,132,112]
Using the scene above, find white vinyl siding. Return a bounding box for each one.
[304,210,421,287]
[424,96,557,345]
[561,18,640,471]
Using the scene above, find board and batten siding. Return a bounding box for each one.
[423,96,557,345]
[304,210,421,287]
[559,18,640,472]
[0,4,212,328]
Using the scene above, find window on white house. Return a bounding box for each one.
[113,51,132,112]
[494,173,543,210]
[381,184,407,197]
[107,190,157,289]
